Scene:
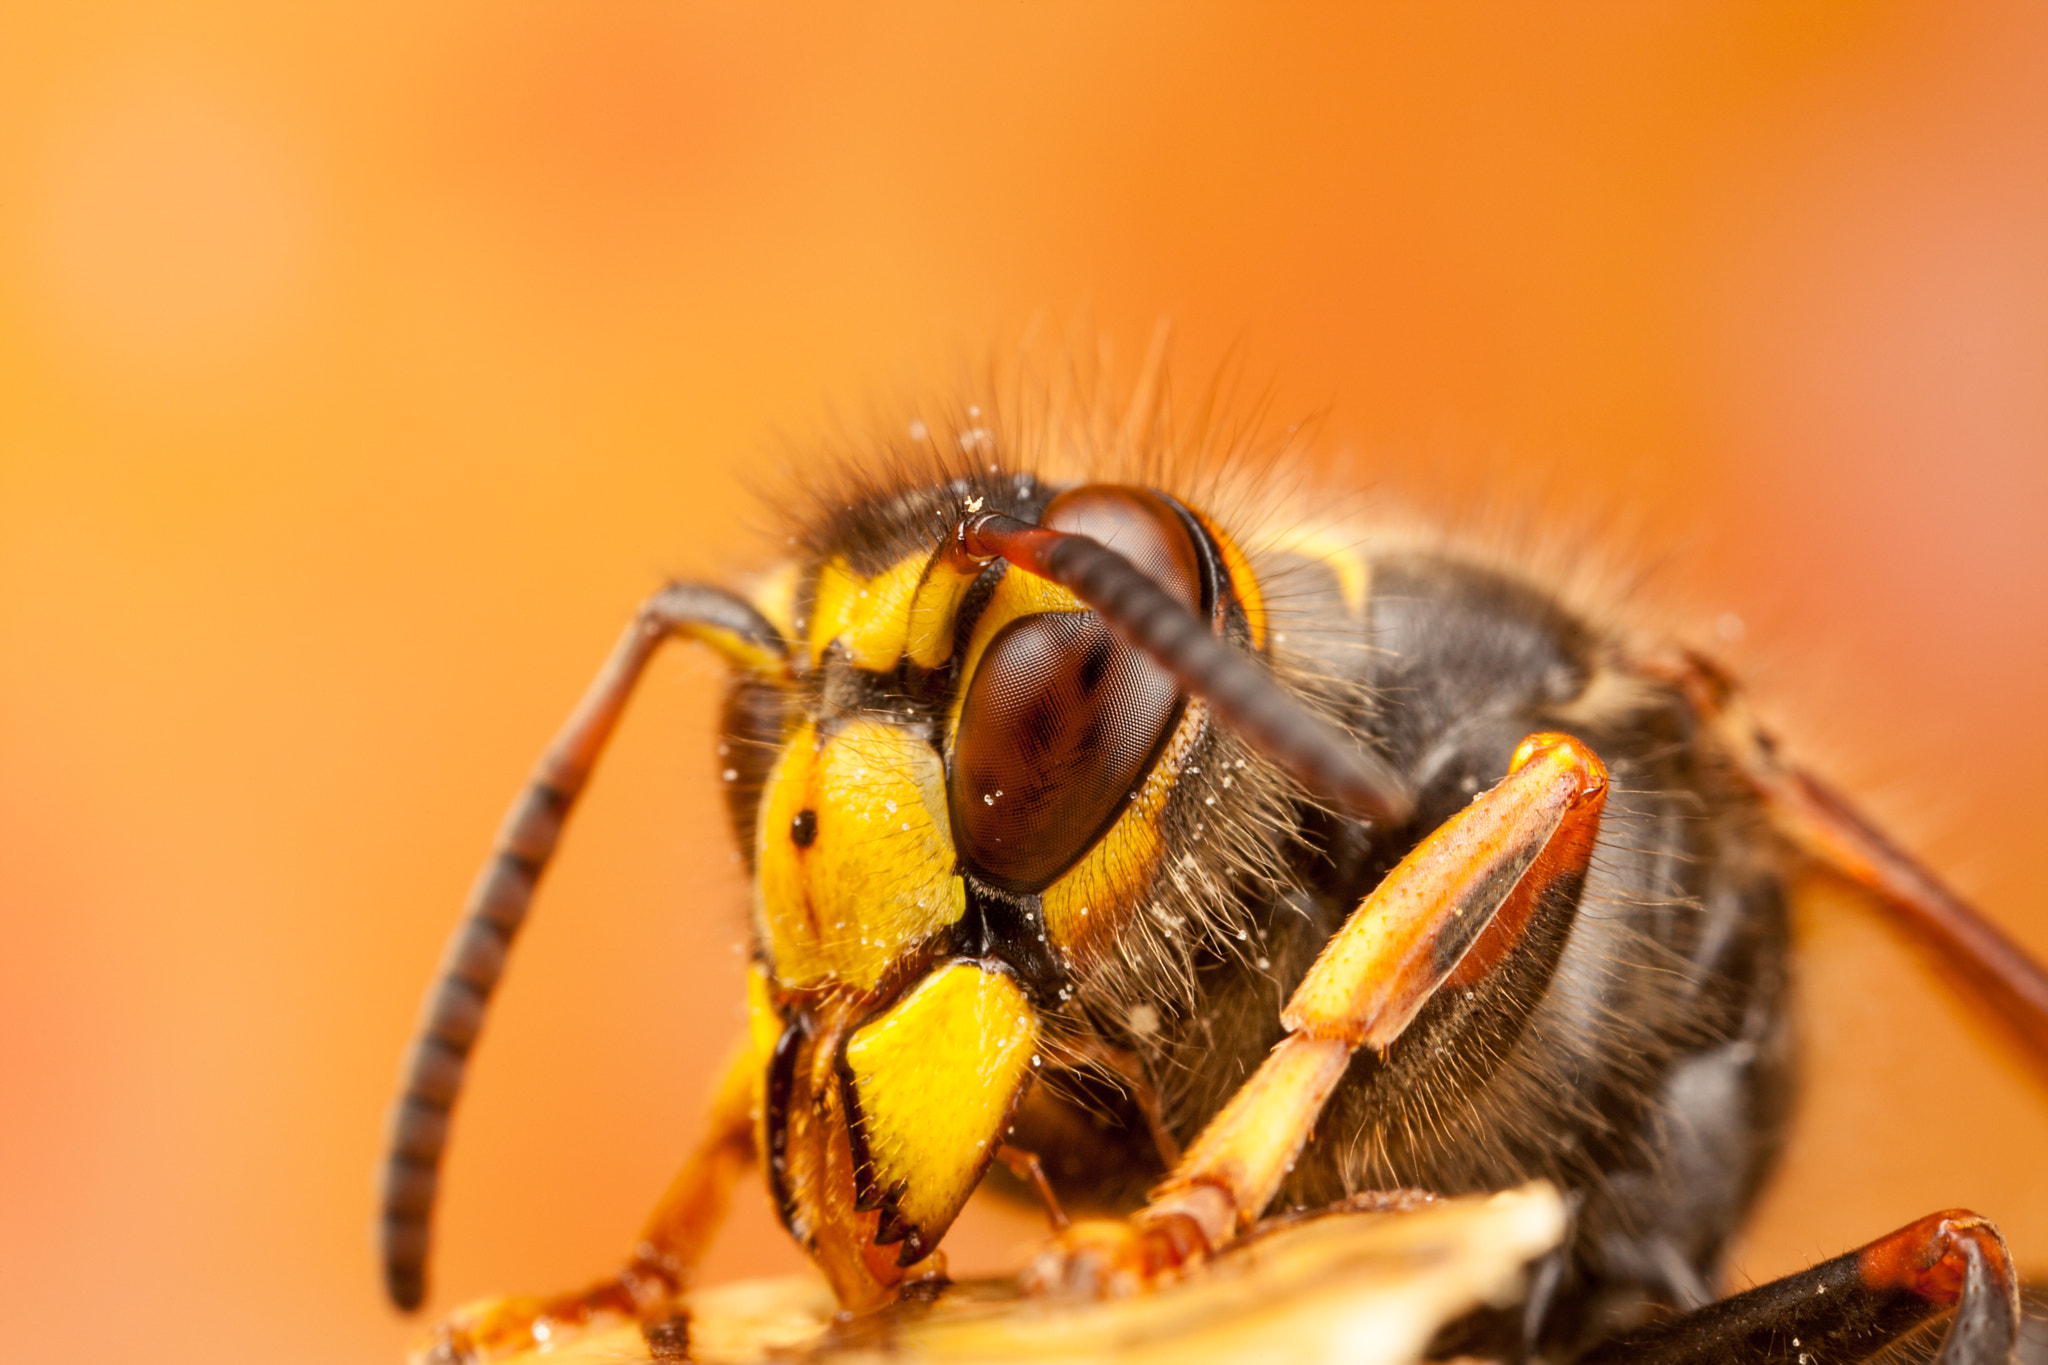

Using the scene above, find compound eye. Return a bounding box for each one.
[949,487,1205,893]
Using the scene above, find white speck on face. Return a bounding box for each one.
[531,1323,551,1343]
[721,768,738,782]
[964,494,984,513]
[1717,611,1747,644]
[908,419,929,441]
[1256,956,1271,971]
[1126,1003,1160,1037]
[968,404,981,418]
[1079,906,1088,916]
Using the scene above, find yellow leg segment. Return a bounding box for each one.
[414,1039,759,1365]
[1029,732,1608,1296]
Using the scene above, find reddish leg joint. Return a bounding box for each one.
[1585,1208,2019,1365]
[1858,1209,2017,1316]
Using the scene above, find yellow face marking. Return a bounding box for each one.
[744,964,780,1157]
[754,719,965,991]
[807,554,930,671]
[903,555,986,670]
[843,963,1040,1253]
[745,965,782,1072]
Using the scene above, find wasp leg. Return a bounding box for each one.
[414,1039,758,1365]
[1580,1209,2019,1365]
[1656,649,2048,1077]
[994,1144,1071,1232]
[1025,732,1608,1297]
[381,583,788,1314]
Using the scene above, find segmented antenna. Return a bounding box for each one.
[960,512,1416,826]
[379,584,784,1311]
[379,504,1413,1312]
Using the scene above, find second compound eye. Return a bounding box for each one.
[949,611,1182,894]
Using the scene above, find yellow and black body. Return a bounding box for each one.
[380,402,2048,1365]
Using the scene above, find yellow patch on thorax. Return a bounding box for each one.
[1262,525,1372,617]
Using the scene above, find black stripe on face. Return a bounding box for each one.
[952,876,1067,1006]
[763,1019,806,1240]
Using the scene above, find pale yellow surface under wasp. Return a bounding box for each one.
[843,964,1040,1246]
[481,1183,1565,1365]
[755,719,966,991]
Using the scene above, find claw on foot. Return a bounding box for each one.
[1020,1210,1214,1299]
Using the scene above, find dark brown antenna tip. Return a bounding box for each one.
[377,584,785,1312]
[960,512,1415,826]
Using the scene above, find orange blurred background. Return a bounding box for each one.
[4,4,2047,1362]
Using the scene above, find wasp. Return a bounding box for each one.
[379,377,2048,1364]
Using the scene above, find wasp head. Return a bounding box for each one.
[731,476,1283,1308]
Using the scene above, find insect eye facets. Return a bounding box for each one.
[947,486,1208,893]
[950,613,1180,891]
